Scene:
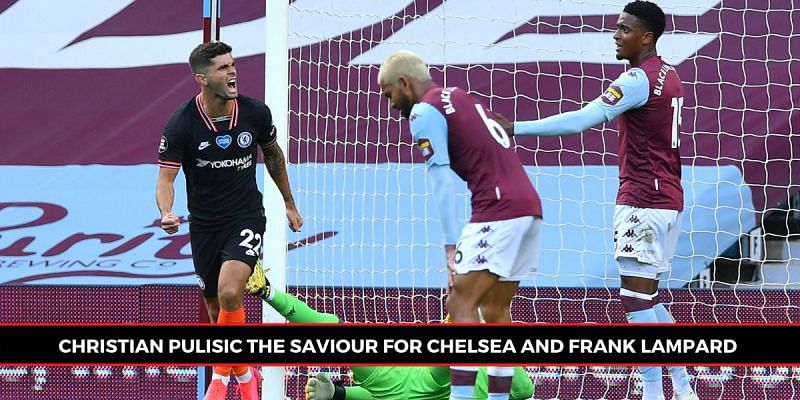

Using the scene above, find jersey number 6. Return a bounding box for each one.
[475,105,511,149]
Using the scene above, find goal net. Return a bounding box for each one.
[273,0,800,398]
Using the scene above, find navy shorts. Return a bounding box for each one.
[189,215,266,297]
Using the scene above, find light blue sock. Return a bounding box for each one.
[653,303,693,396]
[626,308,663,399]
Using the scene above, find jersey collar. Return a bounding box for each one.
[195,95,239,132]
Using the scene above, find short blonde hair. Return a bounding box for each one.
[377,50,432,85]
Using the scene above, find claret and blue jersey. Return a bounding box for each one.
[514,55,684,211]
[408,86,543,224]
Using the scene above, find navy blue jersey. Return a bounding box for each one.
[158,95,276,226]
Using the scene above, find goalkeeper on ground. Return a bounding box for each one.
[246,262,535,400]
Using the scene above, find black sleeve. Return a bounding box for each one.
[157,111,187,169]
[258,103,277,147]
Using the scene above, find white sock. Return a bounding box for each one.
[235,369,252,383]
[211,373,230,385]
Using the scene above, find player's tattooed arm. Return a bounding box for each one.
[261,143,304,232]
[262,141,287,190]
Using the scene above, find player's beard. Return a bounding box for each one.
[216,85,238,100]
[398,94,413,119]
[214,78,238,100]
[401,103,412,119]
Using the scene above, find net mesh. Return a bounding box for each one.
[282,0,799,398]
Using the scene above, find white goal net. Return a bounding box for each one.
[270,0,800,398]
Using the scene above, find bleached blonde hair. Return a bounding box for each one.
[377,50,432,85]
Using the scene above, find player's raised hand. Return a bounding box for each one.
[304,372,335,400]
[286,203,304,232]
[160,212,180,234]
[489,110,514,138]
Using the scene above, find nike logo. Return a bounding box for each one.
[198,141,210,150]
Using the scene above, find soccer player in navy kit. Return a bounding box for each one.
[502,2,698,399]
[155,42,303,400]
[379,51,543,400]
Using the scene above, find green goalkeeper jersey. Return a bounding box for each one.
[349,365,534,400]
[261,289,534,399]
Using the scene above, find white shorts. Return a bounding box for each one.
[453,216,542,281]
[614,205,681,279]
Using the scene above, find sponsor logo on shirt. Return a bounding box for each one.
[198,141,211,150]
[216,135,232,149]
[417,138,434,161]
[237,131,253,148]
[195,153,253,170]
[158,135,168,153]
[601,84,623,106]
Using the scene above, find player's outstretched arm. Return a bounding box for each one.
[246,261,340,323]
[261,142,304,232]
[513,68,650,138]
[513,102,608,137]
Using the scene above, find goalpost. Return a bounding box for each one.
[199,1,222,398]
[264,0,799,399]
[262,0,290,398]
